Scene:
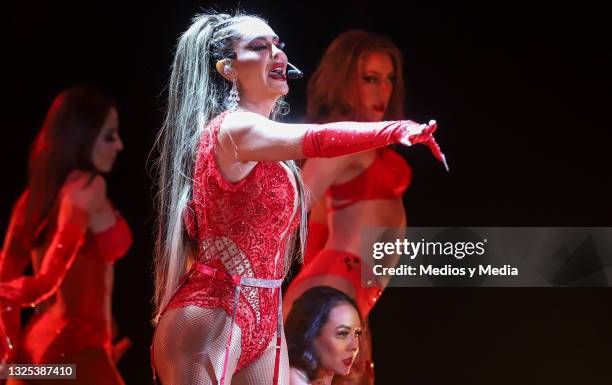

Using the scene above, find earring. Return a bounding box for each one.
[227,78,240,111]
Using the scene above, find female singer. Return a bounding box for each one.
[0,86,132,385]
[152,13,443,385]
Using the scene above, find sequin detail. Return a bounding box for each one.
[302,120,426,158]
[169,111,299,370]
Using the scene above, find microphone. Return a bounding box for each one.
[286,62,303,80]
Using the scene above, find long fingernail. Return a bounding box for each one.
[442,154,449,172]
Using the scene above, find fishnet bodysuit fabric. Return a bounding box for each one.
[153,306,289,385]
[154,112,298,384]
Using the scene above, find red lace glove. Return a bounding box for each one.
[303,119,448,170]
[302,119,433,155]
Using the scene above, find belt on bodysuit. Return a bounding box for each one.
[193,262,284,385]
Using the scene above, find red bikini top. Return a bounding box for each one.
[327,147,412,210]
[80,212,133,264]
[29,197,132,265]
[184,111,299,280]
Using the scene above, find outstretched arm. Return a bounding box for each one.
[219,111,439,162]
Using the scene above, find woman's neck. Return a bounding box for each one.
[292,367,334,385]
[238,96,276,118]
[312,368,334,385]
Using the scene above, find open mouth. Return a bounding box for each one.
[342,358,353,367]
[269,63,286,81]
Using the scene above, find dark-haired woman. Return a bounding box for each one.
[152,12,443,385]
[0,86,131,385]
[285,287,362,385]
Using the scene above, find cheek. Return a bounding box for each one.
[358,83,377,105]
[93,142,112,160]
[239,54,267,76]
[237,57,269,91]
[318,336,342,363]
[91,143,102,160]
[384,83,394,99]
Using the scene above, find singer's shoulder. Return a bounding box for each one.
[220,111,281,138]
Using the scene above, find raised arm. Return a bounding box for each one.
[0,172,104,307]
[218,111,439,162]
[1,193,31,283]
[0,192,31,363]
[0,209,88,306]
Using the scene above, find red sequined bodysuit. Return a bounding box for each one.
[0,193,132,364]
[162,112,299,378]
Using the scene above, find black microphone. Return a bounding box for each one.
[286,62,303,80]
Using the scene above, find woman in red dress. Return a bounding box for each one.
[0,86,132,385]
[152,13,443,385]
[283,31,440,385]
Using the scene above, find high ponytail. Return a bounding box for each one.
[152,12,307,323]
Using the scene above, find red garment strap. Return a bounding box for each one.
[220,284,241,385]
[193,263,242,286]
[272,288,282,385]
[192,262,283,385]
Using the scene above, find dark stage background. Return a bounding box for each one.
[5,1,612,384]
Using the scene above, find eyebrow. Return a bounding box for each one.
[248,35,279,43]
[335,325,352,330]
[364,70,394,76]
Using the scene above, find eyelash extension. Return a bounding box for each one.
[250,45,268,51]
[249,41,286,51]
[364,75,395,84]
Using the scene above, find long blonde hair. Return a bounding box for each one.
[152,12,306,323]
[307,30,406,122]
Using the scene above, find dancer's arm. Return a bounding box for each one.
[0,173,103,306]
[0,193,30,362]
[0,193,31,283]
[219,111,438,162]
[0,206,89,307]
